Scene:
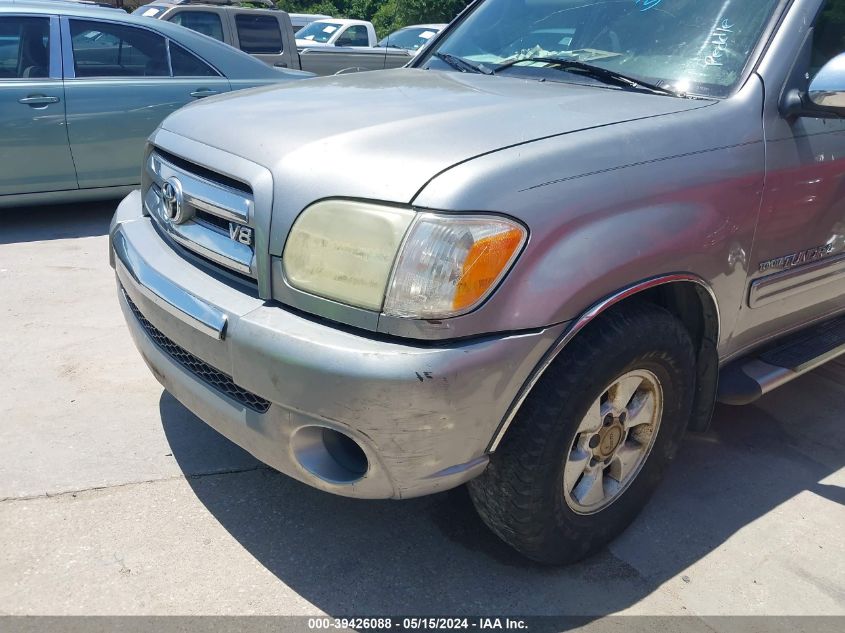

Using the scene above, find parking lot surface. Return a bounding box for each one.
[1,203,844,620]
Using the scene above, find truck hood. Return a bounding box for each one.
[160,68,713,256]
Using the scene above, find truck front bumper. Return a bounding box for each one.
[110,191,567,499]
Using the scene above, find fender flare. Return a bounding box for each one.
[487,273,720,452]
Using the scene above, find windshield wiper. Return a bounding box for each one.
[494,56,679,96]
[433,52,494,76]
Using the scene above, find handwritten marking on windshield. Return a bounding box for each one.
[704,19,734,67]
[634,0,664,11]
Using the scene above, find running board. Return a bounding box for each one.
[717,314,845,405]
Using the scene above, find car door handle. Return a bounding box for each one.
[18,95,60,106]
[190,89,219,99]
[274,62,288,68]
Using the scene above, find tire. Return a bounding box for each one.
[469,302,696,565]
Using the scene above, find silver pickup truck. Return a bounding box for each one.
[135,1,413,75]
[111,0,845,564]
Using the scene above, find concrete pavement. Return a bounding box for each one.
[1,203,843,619]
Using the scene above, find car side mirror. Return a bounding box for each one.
[808,52,845,109]
[781,52,845,118]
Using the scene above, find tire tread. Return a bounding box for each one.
[469,302,695,564]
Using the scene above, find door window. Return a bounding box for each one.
[70,20,169,77]
[337,25,369,47]
[0,16,50,79]
[169,41,220,77]
[810,0,845,76]
[235,14,283,54]
[168,11,225,42]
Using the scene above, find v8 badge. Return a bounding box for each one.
[229,223,254,247]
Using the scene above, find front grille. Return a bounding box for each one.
[124,290,271,414]
[154,148,252,194]
[144,150,257,279]
[195,210,230,233]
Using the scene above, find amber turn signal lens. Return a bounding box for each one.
[453,228,525,311]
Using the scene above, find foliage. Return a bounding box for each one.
[276,0,473,37]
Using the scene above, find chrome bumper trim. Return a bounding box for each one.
[113,227,228,340]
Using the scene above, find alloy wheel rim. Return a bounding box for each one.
[563,368,664,515]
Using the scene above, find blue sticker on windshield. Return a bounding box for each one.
[634,0,663,10]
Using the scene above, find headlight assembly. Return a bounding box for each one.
[383,213,526,318]
[283,200,415,311]
[283,200,527,319]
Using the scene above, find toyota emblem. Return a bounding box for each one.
[161,178,185,224]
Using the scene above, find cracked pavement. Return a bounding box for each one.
[1,202,844,619]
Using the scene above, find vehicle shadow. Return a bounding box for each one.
[0,199,119,245]
[159,368,844,616]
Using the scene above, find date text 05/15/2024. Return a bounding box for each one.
[307,618,529,630]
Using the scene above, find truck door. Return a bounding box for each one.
[0,14,77,196]
[334,25,371,48]
[733,0,845,353]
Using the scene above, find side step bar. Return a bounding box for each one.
[717,314,845,405]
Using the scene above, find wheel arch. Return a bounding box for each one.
[488,274,721,452]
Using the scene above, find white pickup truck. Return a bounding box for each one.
[295,18,414,76]
[295,18,378,48]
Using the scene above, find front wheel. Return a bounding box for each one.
[469,302,696,564]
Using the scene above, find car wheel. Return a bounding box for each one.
[469,302,696,564]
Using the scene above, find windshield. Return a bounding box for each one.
[296,21,343,43]
[132,5,166,18]
[379,27,441,51]
[422,0,781,97]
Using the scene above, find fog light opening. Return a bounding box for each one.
[291,426,369,484]
[322,428,368,478]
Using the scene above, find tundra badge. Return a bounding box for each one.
[759,244,834,273]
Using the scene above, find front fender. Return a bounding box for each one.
[412,78,766,346]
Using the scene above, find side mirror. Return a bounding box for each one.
[808,52,845,109]
[781,52,845,118]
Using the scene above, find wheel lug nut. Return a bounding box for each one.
[619,411,627,425]
[589,457,600,468]
[589,435,600,449]
[603,414,613,427]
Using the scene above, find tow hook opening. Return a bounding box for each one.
[292,426,369,484]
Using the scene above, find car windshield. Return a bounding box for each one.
[423,0,781,97]
[379,27,440,51]
[132,5,166,18]
[296,21,343,43]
